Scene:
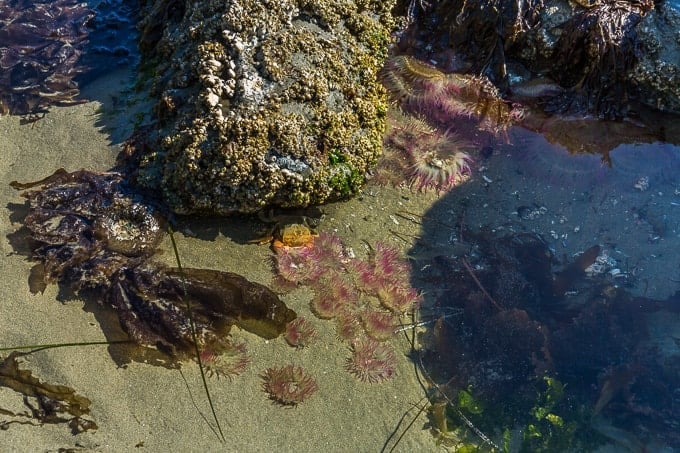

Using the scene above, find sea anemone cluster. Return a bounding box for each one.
[380,56,524,136]
[274,232,421,383]
[375,56,525,192]
[0,0,94,117]
[380,111,474,192]
[261,365,318,406]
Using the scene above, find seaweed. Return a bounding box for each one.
[0,351,97,434]
[547,0,655,118]
[0,0,94,118]
[413,229,680,449]
[427,0,543,89]
[10,169,296,365]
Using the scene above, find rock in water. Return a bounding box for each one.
[409,0,680,118]
[126,0,398,214]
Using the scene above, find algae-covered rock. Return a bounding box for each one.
[130,0,397,214]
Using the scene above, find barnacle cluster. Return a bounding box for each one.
[0,0,94,117]
[11,169,296,363]
[125,0,398,214]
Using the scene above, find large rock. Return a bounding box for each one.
[129,0,397,214]
[408,0,680,118]
[631,1,680,114]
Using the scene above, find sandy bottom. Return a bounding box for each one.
[0,72,438,452]
[1,68,680,452]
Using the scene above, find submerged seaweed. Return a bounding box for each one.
[414,229,680,449]
[0,0,94,118]
[547,0,655,117]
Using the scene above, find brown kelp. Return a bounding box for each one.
[0,351,97,433]
[10,169,296,365]
[434,0,543,89]
[413,229,680,449]
[0,0,94,117]
[547,0,655,117]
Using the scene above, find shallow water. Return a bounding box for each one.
[410,122,680,450]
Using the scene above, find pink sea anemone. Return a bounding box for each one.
[261,365,318,406]
[376,284,421,314]
[284,317,318,348]
[310,273,359,319]
[275,231,351,285]
[371,242,411,280]
[345,337,397,383]
[335,309,363,342]
[408,131,473,192]
[199,341,250,380]
[310,290,343,319]
[378,110,474,193]
[275,246,324,284]
[361,309,398,341]
[313,231,347,264]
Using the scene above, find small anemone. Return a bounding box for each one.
[261,365,318,406]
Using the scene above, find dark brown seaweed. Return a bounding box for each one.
[10,169,295,364]
[0,1,94,116]
[0,352,97,433]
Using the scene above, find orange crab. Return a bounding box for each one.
[250,210,321,252]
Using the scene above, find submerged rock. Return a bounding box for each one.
[631,1,680,114]
[126,0,397,214]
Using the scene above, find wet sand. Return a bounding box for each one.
[0,72,439,452]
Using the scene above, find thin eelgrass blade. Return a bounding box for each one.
[167,226,225,442]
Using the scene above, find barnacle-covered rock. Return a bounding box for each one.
[630,2,680,114]
[126,0,398,214]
